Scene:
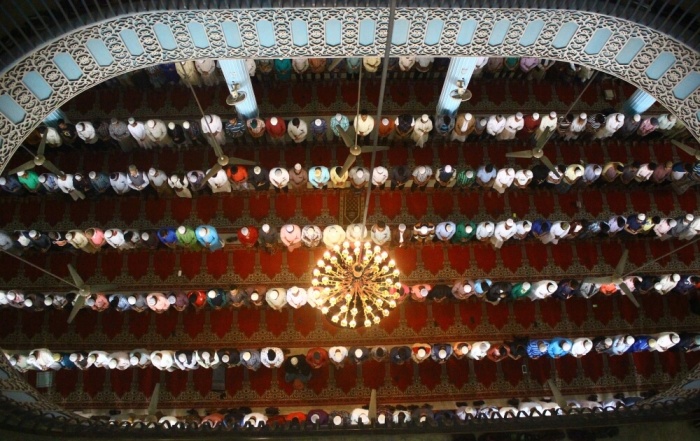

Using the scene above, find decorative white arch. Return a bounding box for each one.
[0,7,699,173]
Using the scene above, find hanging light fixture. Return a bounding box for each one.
[311,241,400,328]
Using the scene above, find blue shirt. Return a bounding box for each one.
[474,279,492,295]
[196,225,223,251]
[626,215,643,231]
[630,336,652,352]
[310,119,328,136]
[308,166,330,188]
[531,219,551,236]
[158,228,178,245]
[477,166,497,184]
[89,172,111,192]
[329,116,349,137]
[0,176,23,194]
[547,338,572,358]
[527,340,548,358]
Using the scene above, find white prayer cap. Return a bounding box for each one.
[294,163,302,171]
[584,339,593,351]
[637,213,646,222]
[310,414,319,423]
[671,333,680,344]
[465,225,473,233]
[241,227,249,236]
[6,291,15,301]
[398,223,406,232]
[356,169,364,178]
[148,168,157,177]
[466,170,474,178]
[463,284,472,293]
[65,232,73,240]
[532,112,540,120]
[270,116,278,125]
[108,359,118,369]
[418,166,426,173]
[417,348,426,358]
[549,111,557,119]
[86,297,95,307]
[461,345,469,353]
[105,230,113,239]
[604,337,612,346]
[182,121,190,129]
[333,350,343,362]
[479,342,489,351]
[333,415,342,425]
[29,230,38,238]
[574,167,583,177]
[438,349,447,359]
[242,351,251,361]
[506,219,514,227]
[269,290,278,300]
[291,356,298,365]
[354,348,363,358]
[515,112,523,119]
[17,170,25,176]
[633,114,641,122]
[208,290,217,299]
[562,341,572,351]
[38,175,46,183]
[168,294,176,304]
[128,295,136,305]
[538,342,547,352]
[147,120,156,128]
[88,171,98,180]
[685,214,694,222]
[315,119,323,126]
[147,296,156,306]
[594,166,602,176]
[420,287,428,297]
[421,114,429,121]
[167,122,175,130]
[625,336,635,345]
[579,113,587,119]
[648,338,657,348]
[286,225,294,233]
[672,273,681,282]
[445,165,453,173]
[130,355,140,365]
[420,226,428,235]
[24,298,33,307]
[141,232,150,241]
[188,173,198,183]
[262,224,270,233]
[465,113,473,120]
[547,282,557,293]
[176,226,186,235]
[669,219,677,228]
[43,296,53,306]
[521,282,531,291]
[290,286,299,294]
[0,178,5,185]
[254,166,261,174]
[616,114,624,122]
[128,117,135,124]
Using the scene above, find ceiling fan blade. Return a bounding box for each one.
[671,140,700,158]
[206,136,224,158]
[539,154,559,177]
[368,388,377,420]
[228,157,257,166]
[327,58,344,71]
[505,150,535,159]
[619,283,641,308]
[203,164,222,183]
[535,127,552,151]
[586,276,613,285]
[42,160,65,178]
[37,130,48,157]
[8,160,37,176]
[338,126,356,148]
[91,284,118,293]
[547,379,567,409]
[613,249,629,279]
[340,154,357,177]
[67,264,85,289]
[67,295,86,324]
[148,383,161,416]
[360,145,390,153]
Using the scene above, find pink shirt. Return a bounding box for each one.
[280,225,302,251]
[87,228,105,247]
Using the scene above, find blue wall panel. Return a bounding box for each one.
[86,39,113,66]
[153,23,178,50]
[22,72,52,100]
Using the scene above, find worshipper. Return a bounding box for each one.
[606,335,635,356]
[0,176,25,195]
[452,280,476,300]
[28,230,52,252]
[288,163,308,190]
[206,167,232,193]
[66,229,98,253]
[391,223,413,247]
[234,226,257,248]
[476,164,497,188]
[194,58,219,86]
[266,287,287,311]
[596,113,625,139]
[348,347,370,364]
[85,228,105,251]
[411,165,432,191]
[286,286,307,309]
[283,354,312,389]
[452,343,472,360]
[268,167,290,193]
[248,165,269,191]
[38,173,59,193]
[491,219,516,249]
[168,174,192,198]
[540,221,570,245]
[547,337,573,358]
[652,332,680,352]
[513,220,532,240]
[452,221,476,243]
[144,119,170,147]
[518,112,540,141]
[349,167,370,191]
[261,347,284,368]
[306,347,329,369]
[330,166,348,188]
[370,221,391,246]
[391,164,411,189]
[637,116,659,137]
[528,280,558,300]
[617,114,642,137]
[287,118,308,143]
[435,164,456,188]
[242,412,268,428]
[166,121,187,148]
[435,221,456,242]
[322,224,346,249]
[346,223,369,242]
[486,344,511,362]
[475,221,495,242]
[56,174,85,201]
[370,165,389,190]
[240,350,262,371]
[310,118,327,143]
[148,168,172,197]
[451,113,475,142]
[486,114,506,138]
[536,111,558,140]
[195,225,223,251]
[127,118,154,149]
[497,113,524,140]
[510,282,532,300]
[378,117,395,141]
[150,350,176,371]
[486,282,512,305]
[468,342,491,360]
[200,114,225,145]
[411,114,433,147]
[363,56,381,73]
[156,228,178,249]
[353,110,375,143]
[75,121,98,144]
[570,338,594,358]
[411,284,432,302]
[492,167,515,194]
[308,165,330,189]
[126,165,149,191]
[413,222,435,243]
[394,114,415,141]
[527,340,549,359]
[329,346,349,367]
[390,346,412,365]
[280,224,302,252]
[329,113,350,140]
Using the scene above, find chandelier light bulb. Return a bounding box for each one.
[364,319,372,327]
[349,320,357,328]
[341,319,348,327]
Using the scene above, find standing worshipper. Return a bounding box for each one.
[637,117,659,137]
[274,58,293,80]
[195,225,224,251]
[206,167,232,193]
[0,176,24,195]
[451,113,475,142]
[265,116,287,143]
[127,118,154,149]
[246,116,266,144]
[287,118,308,144]
[394,114,415,141]
[308,166,330,189]
[127,165,150,191]
[412,114,433,148]
[176,226,201,250]
[109,118,135,151]
[195,59,220,86]
[56,174,85,201]
[378,117,395,141]
[616,114,641,138]
[76,122,98,144]
[175,61,201,86]
[435,115,455,140]
[280,224,302,252]
[57,120,78,146]
[486,114,506,138]
[536,111,557,140]
[168,174,192,198]
[353,110,375,144]
[224,114,247,144]
[201,114,225,145]
[148,168,172,197]
[564,113,587,141]
[16,170,41,193]
[329,113,350,141]
[288,163,308,190]
[145,119,171,148]
[596,113,625,139]
[497,113,524,140]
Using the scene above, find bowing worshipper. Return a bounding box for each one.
[206,167,232,193]
[569,338,593,358]
[491,219,516,249]
[72,173,93,195]
[349,167,370,192]
[413,222,435,243]
[391,223,413,247]
[168,174,192,198]
[26,348,61,371]
[452,222,476,244]
[259,224,280,252]
[637,116,659,137]
[513,220,532,240]
[217,348,240,368]
[371,346,388,362]
[350,408,370,426]
[677,334,700,352]
[242,412,268,428]
[452,280,476,300]
[157,228,178,249]
[346,223,369,243]
[287,118,308,144]
[75,121,98,144]
[475,221,495,242]
[468,341,491,360]
[330,166,348,188]
[104,229,129,251]
[280,224,302,252]
[247,286,266,307]
[528,280,558,301]
[85,228,106,251]
[126,165,149,191]
[139,230,160,250]
[347,347,370,365]
[607,216,626,237]
[540,221,570,245]
[288,163,308,190]
[66,229,98,253]
[108,294,131,312]
[652,332,680,352]
[266,287,287,311]
[323,224,346,249]
[0,176,25,195]
[248,165,269,191]
[526,340,549,359]
[306,347,329,369]
[128,349,151,369]
[151,350,177,371]
[27,230,52,252]
[283,354,312,389]
[301,225,322,248]
[363,56,381,73]
[195,349,221,369]
[127,118,154,149]
[56,174,85,201]
[269,167,290,193]
[187,170,206,193]
[485,281,512,305]
[431,344,453,364]
[308,165,330,189]
[410,284,431,302]
[329,346,349,367]
[107,352,132,370]
[246,117,266,143]
[398,55,416,73]
[195,225,224,251]
[629,335,656,353]
[547,337,573,358]
[370,221,391,245]
[389,346,412,365]
[451,113,475,142]
[497,113,524,140]
[237,226,259,248]
[601,161,624,182]
[261,347,285,368]
[392,407,412,424]
[353,110,375,144]
[176,225,201,250]
[411,114,433,147]
[265,116,286,143]
[553,279,581,300]
[435,164,456,189]
[435,221,456,242]
[286,286,307,309]
[206,289,229,309]
[128,294,148,313]
[486,344,511,362]
[240,349,262,371]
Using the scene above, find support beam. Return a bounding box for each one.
[435,57,478,117]
[622,89,656,116]
[218,59,259,119]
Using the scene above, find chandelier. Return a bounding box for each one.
[311,241,401,328]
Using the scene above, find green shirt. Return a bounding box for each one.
[176,226,201,250]
[17,170,40,191]
[511,282,532,300]
[455,168,476,187]
[452,222,476,243]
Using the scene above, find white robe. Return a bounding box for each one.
[496,115,524,140]
[411,118,433,148]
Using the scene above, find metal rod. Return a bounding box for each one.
[361,0,396,229]
[0,249,79,290]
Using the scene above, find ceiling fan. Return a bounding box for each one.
[671,140,700,161]
[8,128,66,178]
[186,83,256,183]
[547,379,568,409]
[66,263,118,323]
[336,69,390,177]
[225,81,247,106]
[583,249,640,308]
[450,78,472,102]
[505,127,559,176]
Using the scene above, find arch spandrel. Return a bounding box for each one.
[0,7,699,172]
